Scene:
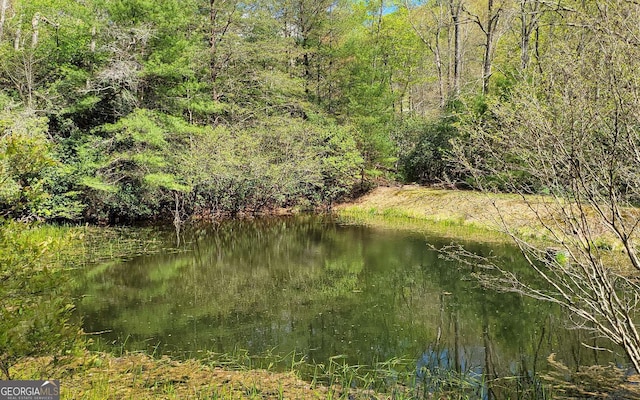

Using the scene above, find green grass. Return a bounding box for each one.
[335,186,629,256]
[336,206,508,245]
[12,348,551,399]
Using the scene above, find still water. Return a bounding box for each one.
[77,215,622,379]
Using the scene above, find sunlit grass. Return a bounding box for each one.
[335,205,509,245]
[13,349,537,399]
[335,186,629,252]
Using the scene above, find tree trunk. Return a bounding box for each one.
[520,0,530,70]
[406,3,447,107]
[14,14,21,50]
[534,24,542,74]
[520,0,542,71]
[0,0,9,43]
[449,0,462,97]
[482,24,493,95]
[521,24,530,70]
[467,0,501,95]
[481,0,500,95]
[90,25,96,53]
[303,48,310,95]
[434,22,446,107]
[209,0,235,101]
[209,0,220,100]
[31,12,39,48]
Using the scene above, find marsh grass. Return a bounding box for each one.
[76,225,183,265]
[17,348,543,399]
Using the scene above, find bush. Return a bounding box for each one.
[398,118,458,184]
[181,116,363,216]
[0,111,84,221]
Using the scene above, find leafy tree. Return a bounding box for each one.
[399,117,458,184]
[0,109,82,220]
[79,109,189,222]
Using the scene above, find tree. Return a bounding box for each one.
[405,0,449,107]
[0,0,9,43]
[0,111,54,218]
[206,0,238,100]
[463,0,510,94]
[285,0,334,97]
[453,0,640,372]
[448,0,464,97]
[516,0,540,71]
[78,109,189,222]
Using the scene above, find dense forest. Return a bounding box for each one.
[0,0,637,224]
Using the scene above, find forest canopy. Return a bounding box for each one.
[0,0,635,222]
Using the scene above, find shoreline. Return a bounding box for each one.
[334,185,529,243]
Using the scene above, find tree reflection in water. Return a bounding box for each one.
[77,216,626,396]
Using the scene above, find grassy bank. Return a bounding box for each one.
[11,349,547,399]
[335,185,625,248]
[335,185,539,243]
[11,351,329,399]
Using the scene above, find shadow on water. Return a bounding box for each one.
[76,215,627,397]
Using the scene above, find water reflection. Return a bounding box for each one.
[76,215,625,393]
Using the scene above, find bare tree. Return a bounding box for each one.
[518,0,541,70]
[405,0,448,107]
[448,0,464,97]
[517,0,573,72]
[452,0,640,372]
[463,0,511,94]
[86,25,154,117]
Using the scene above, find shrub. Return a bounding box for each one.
[0,221,81,379]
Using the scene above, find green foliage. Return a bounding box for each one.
[179,116,363,216]
[72,105,363,221]
[2,0,601,220]
[398,117,459,184]
[0,221,81,379]
[0,111,83,220]
[78,109,190,221]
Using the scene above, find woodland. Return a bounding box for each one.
[1,0,623,224]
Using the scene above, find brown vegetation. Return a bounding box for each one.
[13,352,328,399]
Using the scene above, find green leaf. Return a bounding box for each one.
[80,176,117,193]
[144,173,191,192]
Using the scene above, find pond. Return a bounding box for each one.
[76,215,624,388]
